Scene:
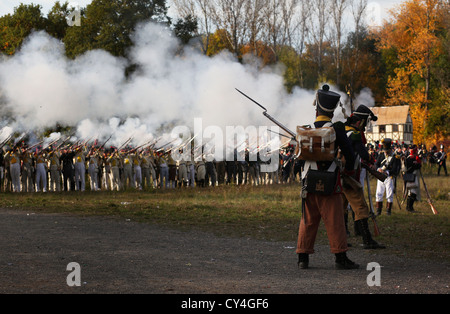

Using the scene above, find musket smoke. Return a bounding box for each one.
[0,22,361,149]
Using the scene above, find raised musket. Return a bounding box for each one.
[235,88,296,138]
[361,161,388,182]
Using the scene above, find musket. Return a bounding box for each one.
[236,88,296,138]
[13,133,28,149]
[155,139,178,153]
[125,140,154,154]
[25,140,44,152]
[52,136,72,151]
[365,171,380,236]
[361,161,387,182]
[98,134,113,151]
[118,137,133,151]
[419,170,438,215]
[268,129,292,139]
[0,134,12,149]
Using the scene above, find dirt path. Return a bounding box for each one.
[0,209,448,294]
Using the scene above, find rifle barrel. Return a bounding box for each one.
[236,88,296,138]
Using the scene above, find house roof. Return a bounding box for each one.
[370,105,410,125]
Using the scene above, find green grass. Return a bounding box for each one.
[0,166,448,262]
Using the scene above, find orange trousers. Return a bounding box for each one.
[296,193,348,254]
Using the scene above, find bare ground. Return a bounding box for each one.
[0,209,448,295]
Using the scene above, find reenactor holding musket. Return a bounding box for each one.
[6,146,22,192]
[35,148,48,192]
[401,145,422,212]
[177,149,189,188]
[131,150,143,190]
[296,84,359,269]
[375,138,401,216]
[436,145,447,176]
[140,150,152,189]
[107,149,122,191]
[48,147,62,192]
[60,148,76,191]
[74,145,87,191]
[21,147,35,192]
[121,149,134,189]
[342,105,385,249]
[157,151,169,189]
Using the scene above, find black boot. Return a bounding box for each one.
[335,252,359,270]
[406,194,417,213]
[376,202,383,216]
[386,202,393,216]
[356,218,386,249]
[297,253,309,269]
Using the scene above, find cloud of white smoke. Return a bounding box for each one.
[0,22,355,149]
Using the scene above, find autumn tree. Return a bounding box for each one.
[376,0,448,143]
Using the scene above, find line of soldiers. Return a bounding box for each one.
[0,141,300,193]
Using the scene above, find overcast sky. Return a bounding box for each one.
[1,0,405,22]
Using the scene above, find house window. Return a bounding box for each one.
[379,125,386,133]
[392,125,398,132]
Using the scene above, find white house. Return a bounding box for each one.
[365,105,413,144]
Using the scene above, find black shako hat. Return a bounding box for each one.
[315,84,341,113]
[353,104,378,122]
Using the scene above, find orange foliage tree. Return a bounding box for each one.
[376,0,447,144]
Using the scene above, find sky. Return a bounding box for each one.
[0,0,405,23]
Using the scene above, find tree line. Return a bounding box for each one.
[0,0,448,144]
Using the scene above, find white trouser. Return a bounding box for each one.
[10,163,21,192]
[75,162,85,191]
[36,163,47,192]
[376,175,394,203]
[134,165,142,189]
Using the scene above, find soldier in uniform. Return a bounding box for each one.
[7,147,22,192]
[74,146,87,191]
[436,145,447,176]
[158,152,169,189]
[168,151,177,188]
[375,138,401,215]
[148,150,158,188]
[342,105,385,249]
[132,150,142,190]
[35,149,48,192]
[187,154,196,187]
[140,150,151,189]
[102,150,112,191]
[177,150,189,187]
[108,149,122,191]
[205,153,216,187]
[402,145,422,212]
[296,85,359,270]
[21,147,34,193]
[87,148,100,191]
[121,150,134,189]
[48,148,62,192]
[195,156,206,187]
[60,148,75,191]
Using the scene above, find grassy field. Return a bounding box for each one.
[0,165,448,262]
